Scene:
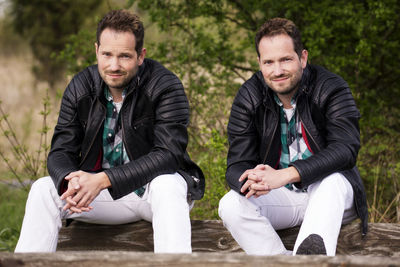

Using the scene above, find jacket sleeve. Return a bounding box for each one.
[291,75,361,188]
[103,73,191,199]
[225,82,261,194]
[47,74,87,193]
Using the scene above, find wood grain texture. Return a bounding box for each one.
[57,220,400,257]
[1,251,400,267]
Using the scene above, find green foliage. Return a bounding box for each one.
[191,130,228,219]
[55,29,97,75]
[0,90,51,189]
[0,90,53,251]
[7,0,103,88]
[0,183,28,251]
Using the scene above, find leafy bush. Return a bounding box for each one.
[0,90,51,189]
[191,130,228,219]
[0,183,28,251]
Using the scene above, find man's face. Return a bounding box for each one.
[96,28,145,92]
[258,34,307,99]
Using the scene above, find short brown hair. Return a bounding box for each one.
[255,18,303,57]
[96,10,144,56]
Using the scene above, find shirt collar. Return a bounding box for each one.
[273,92,297,109]
[104,87,127,102]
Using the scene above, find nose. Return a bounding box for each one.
[273,63,284,76]
[109,57,120,71]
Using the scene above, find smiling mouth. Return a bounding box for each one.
[272,76,289,82]
[106,72,126,78]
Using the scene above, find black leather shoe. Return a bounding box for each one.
[296,234,327,255]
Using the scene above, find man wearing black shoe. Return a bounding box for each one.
[218,18,368,256]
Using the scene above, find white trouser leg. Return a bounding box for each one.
[15,176,148,252]
[293,172,356,256]
[16,174,192,253]
[146,173,191,253]
[15,176,64,252]
[218,189,308,255]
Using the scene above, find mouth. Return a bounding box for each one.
[105,72,126,78]
[271,76,289,82]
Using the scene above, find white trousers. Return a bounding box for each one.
[218,172,357,256]
[15,173,192,253]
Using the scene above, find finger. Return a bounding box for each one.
[69,178,80,190]
[69,206,82,214]
[247,173,261,182]
[65,175,79,181]
[239,170,251,182]
[80,206,92,212]
[63,203,72,211]
[71,191,85,205]
[76,194,91,208]
[245,188,257,199]
[65,171,82,180]
[60,181,80,201]
[67,210,75,215]
[60,188,76,200]
[254,164,266,170]
[65,196,77,206]
[65,172,76,180]
[240,180,254,193]
[82,197,95,209]
[252,183,270,191]
[255,190,270,197]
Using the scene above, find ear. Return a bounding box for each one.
[138,48,146,66]
[300,49,308,69]
[95,42,99,59]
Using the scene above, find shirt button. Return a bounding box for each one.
[108,133,112,137]
[116,148,119,152]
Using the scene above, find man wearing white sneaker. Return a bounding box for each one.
[15,9,204,253]
[218,18,367,256]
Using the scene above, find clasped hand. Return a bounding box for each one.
[60,171,106,214]
[239,164,287,198]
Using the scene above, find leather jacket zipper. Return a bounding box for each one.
[80,107,105,166]
[298,112,321,152]
[262,108,278,164]
[119,77,139,161]
[120,111,134,161]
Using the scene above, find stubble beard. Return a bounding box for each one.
[102,68,136,91]
[267,70,303,96]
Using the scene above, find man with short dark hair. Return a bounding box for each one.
[15,9,204,253]
[218,18,367,256]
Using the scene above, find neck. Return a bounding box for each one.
[277,90,297,109]
[109,87,124,103]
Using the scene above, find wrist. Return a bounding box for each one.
[285,166,301,183]
[97,172,111,189]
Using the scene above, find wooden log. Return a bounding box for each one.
[1,251,400,267]
[58,220,241,253]
[57,220,400,257]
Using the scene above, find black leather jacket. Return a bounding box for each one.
[226,64,368,235]
[48,58,205,201]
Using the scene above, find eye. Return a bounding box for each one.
[263,60,273,65]
[120,54,132,59]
